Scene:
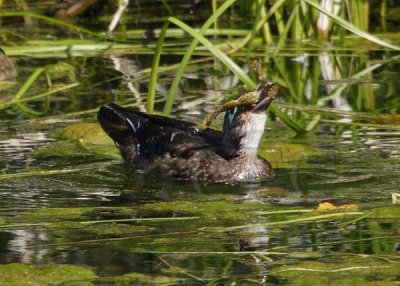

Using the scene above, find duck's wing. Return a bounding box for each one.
[97,103,224,162]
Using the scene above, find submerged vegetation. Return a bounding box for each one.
[1,0,400,284]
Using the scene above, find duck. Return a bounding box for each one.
[0,48,17,81]
[97,80,277,182]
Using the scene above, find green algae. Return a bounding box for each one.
[0,263,96,286]
[260,142,325,168]
[20,207,91,223]
[35,123,121,159]
[0,263,176,286]
[83,223,152,236]
[58,123,121,159]
[2,207,129,227]
[138,198,265,221]
[368,206,400,219]
[0,263,175,286]
[99,272,176,285]
[3,204,398,235]
[270,255,400,286]
[34,141,86,158]
[58,123,113,145]
[2,206,141,229]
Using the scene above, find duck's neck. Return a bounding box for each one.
[222,112,267,158]
[238,112,266,157]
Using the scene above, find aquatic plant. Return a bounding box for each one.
[1,1,399,134]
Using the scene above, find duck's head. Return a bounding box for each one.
[222,80,277,157]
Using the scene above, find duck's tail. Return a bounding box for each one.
[97,103,141,161]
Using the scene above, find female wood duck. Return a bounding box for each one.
[0,48,17,81]
[97,81,276,182]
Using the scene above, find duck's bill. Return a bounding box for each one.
[251,95,273,112]
[251,81,277,112]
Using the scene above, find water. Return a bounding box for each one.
[1,1,400,285]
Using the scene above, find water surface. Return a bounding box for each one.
[0,1,399,285]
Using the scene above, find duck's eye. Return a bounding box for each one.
[229,107,237,115]
[226,107,237,124]
[258,89,267,100]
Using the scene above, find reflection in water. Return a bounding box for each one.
[319,51,352,112]
[0,122,399,282]
[0,132,52,173]
[7,229,50,264]
[0,83,400,283]
[0,132,51,156]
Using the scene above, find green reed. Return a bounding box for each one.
[145,0,399,134]
[1,1,400,134]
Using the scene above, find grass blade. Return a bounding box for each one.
[147,21,169,113]
[14,67,45,101]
